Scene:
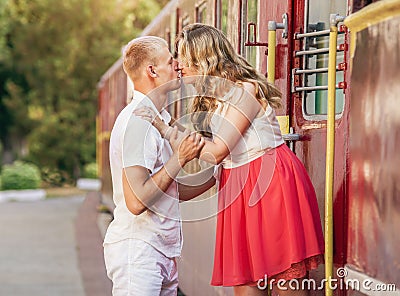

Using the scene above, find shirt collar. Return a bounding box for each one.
[133,90,171,124]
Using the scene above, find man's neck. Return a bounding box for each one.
[135,86,166,112]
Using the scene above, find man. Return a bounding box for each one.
[103,36,215,296]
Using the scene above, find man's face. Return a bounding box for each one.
[153,46,180,91]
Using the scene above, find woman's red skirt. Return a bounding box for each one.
[211,144,324,286]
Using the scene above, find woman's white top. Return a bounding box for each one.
[210,98,284,169]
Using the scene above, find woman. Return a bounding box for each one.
[137,23,324,296]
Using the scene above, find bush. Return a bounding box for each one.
[1,161,42,190]
[82,163,98,179]
[40,167,71,187]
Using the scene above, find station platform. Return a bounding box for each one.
[0,191,112,296]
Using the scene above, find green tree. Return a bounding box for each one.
[0,0,164,182]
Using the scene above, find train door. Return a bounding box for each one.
[255,0,292,114]
[257,0,349,295]
[290,1,349,295]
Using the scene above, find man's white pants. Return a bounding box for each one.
[104,238,178,296]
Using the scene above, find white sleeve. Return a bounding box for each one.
[122,116,159,173]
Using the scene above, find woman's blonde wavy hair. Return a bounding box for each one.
[176,23,282,136]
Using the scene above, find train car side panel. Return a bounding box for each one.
[347,11,400,292]
[97,59,127,200]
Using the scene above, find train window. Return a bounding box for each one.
[182,14,190,29]
[215,0,228,33]
[353,0,379,12]
[196,1,207,23]
[165,29,171,52]
[302,0,347,117]
[176,8,180,33]
[244,0,258,67]
[170,10,177,56]
[222,0,228,33]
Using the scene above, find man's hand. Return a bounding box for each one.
[169,127,205,166]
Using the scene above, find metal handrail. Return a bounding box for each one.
[282,133,300,141]
[245,22,268,46]
[294,66,344,75]
[295,46,344,56]
[295,68,329,74]
[294,84,342,92]
[296,48,329,56]
[267,28,277,84]
[295,29,344,39]
[295,29,330,39]
[267,14,288,84]
[324,13,345,296]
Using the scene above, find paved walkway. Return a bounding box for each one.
[0,192,112,296]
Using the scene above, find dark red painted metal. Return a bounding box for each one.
[290,1,350,295]
[237,0,243,54]
[245,22,268,46]
[258,0,291,116]
[347,18,400,288]
[97,61,127,198]
[214,0,220,28]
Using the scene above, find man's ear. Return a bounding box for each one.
[147,65,158,78]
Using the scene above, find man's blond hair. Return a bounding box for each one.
[123,36,168,80]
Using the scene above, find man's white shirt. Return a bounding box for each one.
[104,90,182,258]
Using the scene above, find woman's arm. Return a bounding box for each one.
[133,109,181,139]
[134,82,261,164]
[197,82,261,164]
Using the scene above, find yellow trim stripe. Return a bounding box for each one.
[98,131,111,142]
[345,0,400,60]
[344,0,400,33]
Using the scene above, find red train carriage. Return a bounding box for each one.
[97,0,400,295]
[97,59,127,198]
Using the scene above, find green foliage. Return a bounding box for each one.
[83,163,98,179]
[1,161,42,190]
[40,167,71,187]
[0,0,165,181]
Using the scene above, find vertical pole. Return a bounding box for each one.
[325,13,344,296]
[267,22,277,84]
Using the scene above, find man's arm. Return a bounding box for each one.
[177,165,216,201]
[123,127,205,215]
[122,153,184,215]
[178,178,216,202]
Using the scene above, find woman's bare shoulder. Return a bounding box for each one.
[240,81,257,96]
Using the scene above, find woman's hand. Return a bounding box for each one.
[134,107,169,137]
[134,106,157,123]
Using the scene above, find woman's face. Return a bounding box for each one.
[176,40,199,78]
[176,54,198,78]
